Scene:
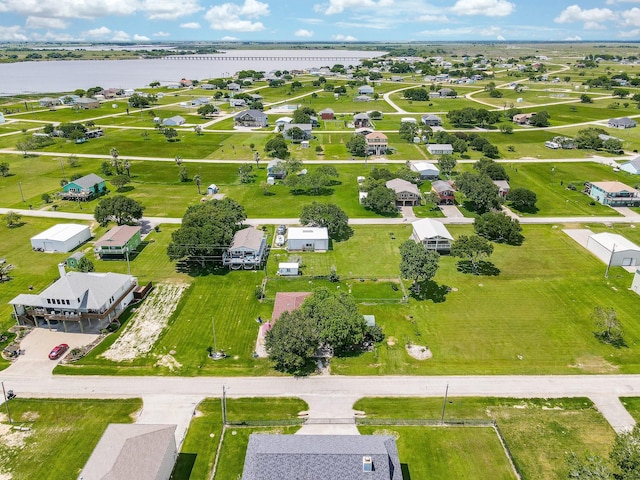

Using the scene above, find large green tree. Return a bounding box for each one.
[399,240,440,295]
[507,188,537,211]
[451,235,494,274]
[456,172,501,213]
[438,155,457,177]
[94,196,144,226]
[346,134,367,157]
[399,121,418,142]
[362,185,398,215]
[265,309,319,375]
[166,198,246,265]
[299,202,351,240]
[474,212,523,245]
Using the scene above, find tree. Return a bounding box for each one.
[451,235,494,274]
[68,155,79,168]
[109,147,120,175]
[474,212,523,245]
[610,424,640,478]
[399,121,418,142]
[603,138,623,154]
[362,185,398,215]
[193,174,202,194]
[566,452,613,479]
[76,256,95,273]
[163,128,178,142]
[399,240,440,295]
[41,193,52,203]
[346,134,367,157]
[166,198,247,264]
[438,156,457,177]
[576,127,606,150]
[592,306,624,347]
[507,188,537,211]
[456,172,501,213]
[286,126,307,143]
[110,175,131,192]
[238,164,254,184]
[613,88,630,98]
[100,161,113,176]
[123,159,131,177]
[128,93,150,108]
[179,166,189,182]
[94,196,144,226]
[197,104,218,118]
[5,211,22,227]
[264,134,289,159]
[530,110,551,127]
[580,94,593,103]
[194,125,202,136]
[300,202,351,240]
[0,162,9,177]
[265,309,319,375]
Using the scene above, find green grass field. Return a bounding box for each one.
[0,398,142,480]
[355,396,616,480]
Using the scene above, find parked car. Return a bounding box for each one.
[48,343,69,360]
[276,225,287,235]
[275,235,285,247]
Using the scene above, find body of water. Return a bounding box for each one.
[0,49,383,96]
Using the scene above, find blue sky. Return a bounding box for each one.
[0,0,639,43]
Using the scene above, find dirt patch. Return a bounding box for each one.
[154,353,183,371]
[569,355,620,373]
[101,283,188,362]
[386,336,396,347]
[406,344,432,360]
[0,423,32,449]
[20,412,39,422]
[372,429,400,439]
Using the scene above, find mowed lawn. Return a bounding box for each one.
[0,398,141,480]
[355,397,616,480]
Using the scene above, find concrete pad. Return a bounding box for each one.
[562,228,594,248]
[590,395,636,433]
[296,423,360,435]
[439,205,464,218]
[136,395,204,448]
[4,329,99,377]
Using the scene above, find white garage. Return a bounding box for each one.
[31,223,91,253]
[586,232,640,267]
[287,227,329,252]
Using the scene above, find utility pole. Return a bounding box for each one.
[221,385,227,425]
[2,381,13,424]
[59,157,66,180]
[18,182,25,202]
[440,384,449,425]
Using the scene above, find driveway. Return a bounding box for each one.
[439,205,465,218]
[4,329,99,377]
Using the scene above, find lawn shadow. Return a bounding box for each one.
[401,463,411,480]
[456,260,500,276]
[510,203,539,214]
[115,185,135,193]
[332,225,354,242]
[412,280,450,303]
[176,261,231,277]
[7,222,26,229]
[171,453,197,480]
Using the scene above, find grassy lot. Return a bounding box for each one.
[355,396,616,480]
[620,397,640,422]
[358,425,517,480]
[174,397,305,480]
[0,398,142,480]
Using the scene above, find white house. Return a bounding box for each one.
[80,424,177,480]
[278,262,299,276]
[162,115,185,127]
[608,117,637,129]
[620,157,640,175]
[632,269,640,296]
[427,144,454,155]
[0,113,4,124]
[410,161,440,179]
[358,85,374,95]
[287,227,329,252]
[586,232,640,267]
[31,223,91,253]
[411,218,453,253]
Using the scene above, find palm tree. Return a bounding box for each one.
[193,174,202,194]
[123,159,131,177]
[175,155,182,166]
[110,147,120,174]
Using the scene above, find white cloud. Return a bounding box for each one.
[319,0,393,14]
[180,22,201,29]
[496,34,505,40]
[84,26,113,38]
[298,17,323,24]
[133,34,150,41]
[204,0,269,31]
[606,0,640,4]
[153,31,171,37]
[0,25,27,41]
[479,25,502,36]
[332,33,357,41]
[418,14,450,22]
[565,35,583,40]
[138,0,203,20]
[451,0,514,17]
[30,31,76,41]
[295,29,314,37]
[111,30,130,41]
[554,5,617,29]
[621,7,640,25]
[221,35,239,41]
[0,0,136,19]
[25,16,68,29]
[618,28,640,36]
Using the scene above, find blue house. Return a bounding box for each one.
[61,173,106,200]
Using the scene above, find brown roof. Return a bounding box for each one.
[229,227,265,252]
[365,131,388,140]
[591,181,639,194]
[272,292,311,321]
[94,225,141,248]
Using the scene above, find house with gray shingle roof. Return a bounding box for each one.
[223,227,267,270]
[608,117,637,129]
[241,434,402,480]
[234,109,268,127]
[620,156,640,175]
[61,173,106,199]
[386,178,421,206]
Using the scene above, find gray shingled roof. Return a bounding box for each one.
[229,227,265,252]
[242,434,402,480]
[40,272,133,310]
[69,173,105,190]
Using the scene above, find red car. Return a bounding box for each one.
[48,343,69,360]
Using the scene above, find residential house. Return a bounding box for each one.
[401,117,417,124]
[229,98,247,108]
[319,108,335,120]
[241,434,402,480]
[353,113,371,128]
[609,117,637,129]
[410,161,440,179]
[275,117,293,128]
[100,88,122,99]
[421,114,442,126]
[60,173,106,200]
[249,93,263,101]
[354,95,372,102]
[584,181,640,207]
[412,218,454,253]
[38,97,61,107]
[94,225,142,259]
[437,87,456,97]
[79,424,177,480]
[227,82,241,91]
[427,144,454,155]
[266,159,286,179]
[180,79,193,87]
[75,97,100,109]
[357,85,374,95]
[493,180,510,198]
[391,76,404,82]
[258,291,311,343]
[283,123,313,141]
[620,156,640,175]
[58,94,81,104]
[234,109,268,128]
[162,115,186,127]
[365,132,388,155]
[386,178,421,206]
[31,224,91,253]
[287,227,329,251]
[431,180,456,205]
[222,227,267,270]
[512,113,536,125]
[9,265,138,332]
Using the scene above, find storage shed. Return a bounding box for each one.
[31,224,91,253]
[278,262,299,276]
[586,232,640,267]
[287,227,329,252]
[632,269,640,296]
